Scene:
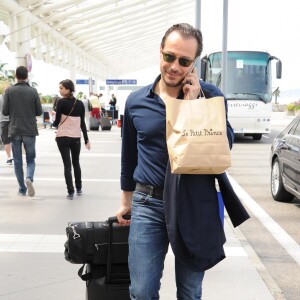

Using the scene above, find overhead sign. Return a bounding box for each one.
[76,79,95,84]
[106,79,137,85]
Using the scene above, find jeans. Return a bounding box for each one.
[11,135,36,193]
[56,137,81,194]
[129,191,205,300]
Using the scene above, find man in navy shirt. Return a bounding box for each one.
[117,23,234,299]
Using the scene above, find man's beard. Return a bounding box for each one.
[162,72,183,88]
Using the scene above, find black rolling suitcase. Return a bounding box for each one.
[100,117,112,131]
[90,116,99,131]
[68,216,130,299]
[84,263,130,299]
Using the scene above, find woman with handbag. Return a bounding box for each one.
[52,79,91,200]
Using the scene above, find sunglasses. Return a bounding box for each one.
[162,52,195,67]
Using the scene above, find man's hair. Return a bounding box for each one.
[16,66,28,80]
[161,23,203,58]
[59,79,75,93]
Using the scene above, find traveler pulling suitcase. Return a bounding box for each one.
[100,116,112,131]
[89,116,99,131]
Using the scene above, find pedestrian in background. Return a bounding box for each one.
[50,94,59,126]
[116,23,238,299]
[52,94,59,112]
[3,66,42,197]
[81,94,91,130]
[109,93,117,110]
[52,79,91,200]
[0,82,13,165]
[89,92,101,119]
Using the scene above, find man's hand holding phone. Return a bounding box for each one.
[182,59,200,100]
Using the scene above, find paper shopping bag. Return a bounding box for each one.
[164,96,231,174]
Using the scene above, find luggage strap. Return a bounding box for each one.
[78,264,106,281]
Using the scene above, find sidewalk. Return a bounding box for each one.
[0,125,282,299]
[271,111,296,127]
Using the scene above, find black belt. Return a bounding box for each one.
[135,183,164,200]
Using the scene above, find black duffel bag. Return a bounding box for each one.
[64,216,130,265]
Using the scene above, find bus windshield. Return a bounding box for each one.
[205,51,272,103]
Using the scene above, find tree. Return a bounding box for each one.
[0,62,38,92]
[0,62,15,94]
[272,87,280,104]
[0,63,15,82]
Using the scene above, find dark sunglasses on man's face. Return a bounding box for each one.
[162,52,195,67]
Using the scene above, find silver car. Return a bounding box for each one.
[270,115,300,202]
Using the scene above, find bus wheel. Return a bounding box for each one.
[253,134,262,140]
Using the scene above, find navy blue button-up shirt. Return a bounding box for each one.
[120,75,233,191]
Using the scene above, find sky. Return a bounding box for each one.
[1,0,300,101]
[120,0,300,96]
[200,0,300,92]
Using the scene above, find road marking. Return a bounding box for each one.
[0,233,246,256]
[228,174,300,267]
[86,131,120,135]
[2,169,297,263]
[0,234,65,253]
[0,177,119,182]
[36,152,121,157]
[85,140,120,143]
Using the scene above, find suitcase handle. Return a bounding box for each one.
[107,215,131,283]
[108,215,131,224]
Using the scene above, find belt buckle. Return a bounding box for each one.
[147,185,154,197]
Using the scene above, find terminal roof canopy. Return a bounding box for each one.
[1,0,197,78]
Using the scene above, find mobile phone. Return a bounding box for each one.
[185,57,199,84]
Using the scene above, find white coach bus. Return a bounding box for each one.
[201,51,282,140]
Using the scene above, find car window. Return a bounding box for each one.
[288,119,300,135]
[293,121,300,136]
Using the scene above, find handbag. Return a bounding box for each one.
[164,91,231,174]
[64,216,130,265]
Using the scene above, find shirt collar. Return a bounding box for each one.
[15,81,30,87]
[147,74,161,98]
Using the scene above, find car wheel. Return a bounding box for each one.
[271,158,294,202]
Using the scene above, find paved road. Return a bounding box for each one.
[229,112,300,300]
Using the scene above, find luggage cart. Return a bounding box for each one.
[103,106,118,125]
[42,111,51,129]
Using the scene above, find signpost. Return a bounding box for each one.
[26,53,32,72]
[106,79,137,85]
[76,79,95,84]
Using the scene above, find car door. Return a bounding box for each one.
[292,122,300,193]
[281,119,300,193]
